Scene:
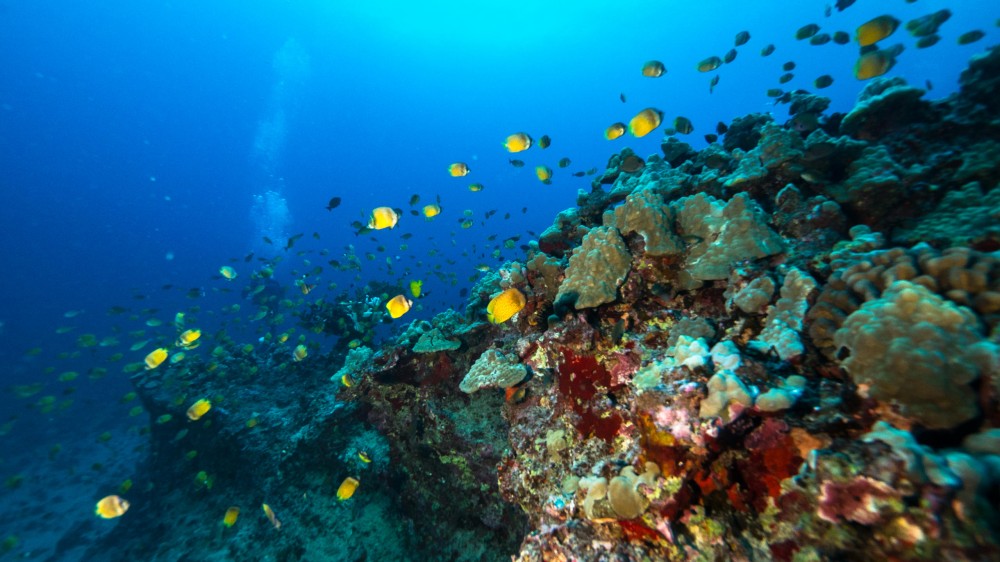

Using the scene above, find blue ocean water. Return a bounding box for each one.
[0,0,996,558]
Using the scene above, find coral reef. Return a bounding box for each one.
[88,46,1000,562]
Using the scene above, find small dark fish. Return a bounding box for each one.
[916,35,940,49]
[244,252,254,263]
[723,48,737,64]
[796,23,820,40]
[814,75,834,89]
[558,157,571,168]
[809,33,831,45]
[925,79,933,91]
[312,232,320,240]
[504,213,511,219]
[508,159,525,168]
[783,61,796,71]
[674,116,694,135]
[832,31,850,45]
[409,194,420,206]
[538,135,551,149]
[409,210,419,216]
[621,155,644,173]
[285,233,304,251]
[262,236,273,245]
[958,30,985,45]
[704,134,718,143]
[760,43,775,56]
[459,288,468,297]
[734,31,750,46]
[325,197,342,211]
[766,88,784,98]
[906,9,951,38]
[779,72,794,84]
[619,92,626,103]
[401,233,413,239]
[572,171,586,177]
[709,74,720,94]
[522,207,528,214]
[835,0,856,11]
[586,167,598,175]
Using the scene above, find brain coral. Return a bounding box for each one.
[556,225,631,309]
[834,280,998,429]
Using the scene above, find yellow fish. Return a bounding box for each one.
[358,451,372,463]
[504,132,532,153]
[854,45,902,80]
[385,295,412,319]
[641,60,666,77]
[409,280,423,298]
[628,108,663,137]
[368,206,399,230]
[144,348,168,370]
[337,476,360,500]
[95,495,129,519]
[856,15,900,47]
[605,122,626,140]
[186,398,211,421]
[468,183,484,192]
[292,344,308,362]
[448,162,470,177]
[175,329,201,349]
[535,166,553,184]
[169,352,185,364]
[422,204,441,218]
[487,288,527,324]
[219,266,237,280]
[223,506,240,528]
[262,503,281,529]
[278,333,289,344]
[341,373,354,387]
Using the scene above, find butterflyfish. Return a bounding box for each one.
[219,266,237,280]
[854,44,903,80]
[144,348,168,370]
[537,135,551,149]
[95,495,129,519]
[422,204,441,218]
[385,295,412,319]
[292,344,308,362]
[628,108,663,138]
[223,507,240,528]
[856,15,900,47]
[175,329,201,349]
[641,60,665,77]
[674,116,694,135]
[535,166,553,184]
[504,133,532,153]
[468,182,484,192]
[186,398,211,421]
[410,280,423,298]
[337,477,360,501]
[604,122,626,140]
[448,162,470,177]
[487,288,526,324]
[368,207,399,230]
